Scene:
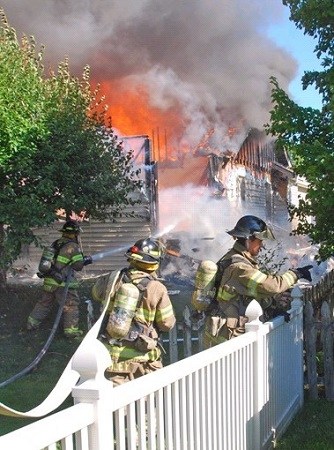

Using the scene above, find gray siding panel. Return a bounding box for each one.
[18,204,153,278]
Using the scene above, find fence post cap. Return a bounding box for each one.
[291,285,303,298]
[245,299,263,323]
[72,338,112,383]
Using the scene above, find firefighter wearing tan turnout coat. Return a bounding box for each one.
[92,238,176,385]
[27,220,92,337]
[202,215,312,348]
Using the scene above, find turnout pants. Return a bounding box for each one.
[204,299,249,349]
[105,360,163,386]
[29,287,80,329]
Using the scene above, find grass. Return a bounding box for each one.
[276,395,334,449]
[0,280,334,447]
[0,281,91,436]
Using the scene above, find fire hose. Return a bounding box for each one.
[0,242,132,388]
[0,238,204,388]
[0,270,73,388]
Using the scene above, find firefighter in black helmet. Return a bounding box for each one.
[91,237,176,385]
[27,220,92,338]
[203,215,312,348]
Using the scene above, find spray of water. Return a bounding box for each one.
[89,230,178,260]
[91,244,130,262]
[152,222,179,239]
[90,224,180,263]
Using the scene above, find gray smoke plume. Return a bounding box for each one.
[4,1,330,282]
[2,0,297,148]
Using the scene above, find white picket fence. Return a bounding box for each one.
[0,287,304,450]
[302,270,334,400]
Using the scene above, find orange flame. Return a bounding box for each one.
[98,80,189,161]
[95,80,245,164]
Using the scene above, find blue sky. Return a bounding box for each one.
[267,10,323,110]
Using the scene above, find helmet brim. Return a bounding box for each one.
[226,228,248,239]
[125,251,160,264]
[227,225,275,240]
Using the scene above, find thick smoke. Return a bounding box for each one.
[158,184,331,285]
[3,1,329,281]
[2,0,297,147]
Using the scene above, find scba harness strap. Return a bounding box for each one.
[107,271,160,352]
[205,257,233,316]
[120,274,155,341]
[38,239,71,283]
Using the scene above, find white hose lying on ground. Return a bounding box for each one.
[0,271,120,418]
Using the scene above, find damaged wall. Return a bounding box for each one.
[208,132,295,231]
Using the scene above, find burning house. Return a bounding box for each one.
[12,124,308,280]
[5,1,311,278]
[154,126,308,283]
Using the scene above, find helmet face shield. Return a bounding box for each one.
[253,226,275,241]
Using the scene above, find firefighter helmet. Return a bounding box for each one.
[227,215,275,240]
[59,220,81,234]
[125,238,163,265]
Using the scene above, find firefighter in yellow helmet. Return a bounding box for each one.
[92,237,176,385]
[27,220,92,337]
[203,215,312,348]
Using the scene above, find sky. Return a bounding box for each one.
[267,8,323,110]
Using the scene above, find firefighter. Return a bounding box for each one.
[27,220,92,337]
[92,238,176,386]
[204,215,312,348]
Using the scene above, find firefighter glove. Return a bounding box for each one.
[83,255,93,266]
[292,265,312,282]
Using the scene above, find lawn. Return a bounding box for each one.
[276,395,334,449]
[0,280,89,435]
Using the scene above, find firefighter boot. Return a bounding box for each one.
[64,326,83,338]
[26,316,41,331]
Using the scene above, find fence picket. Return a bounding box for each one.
[321,301,334,401]
[168,325,179,363]
[302,270,334,400]
[303,300,318,399]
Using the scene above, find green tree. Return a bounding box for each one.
[0,11,141,284]
[267,0,334,261]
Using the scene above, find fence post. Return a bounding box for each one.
[290,284,304,311]
[321,301,334,400]
[290,285,305,407]
[182,305,206,358]
[168,325,179,363]
[245,299,265,450]
[71,338,113,450]
[304,300,318,399]
[183,305,194,358]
